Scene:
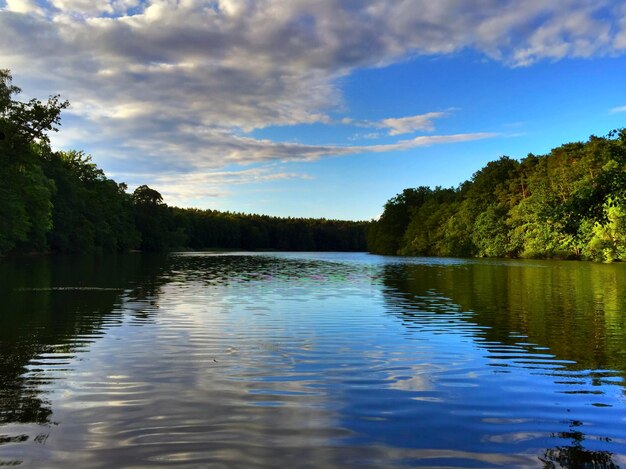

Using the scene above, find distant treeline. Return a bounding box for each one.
[0,70,367,255]
[368,130,626,262]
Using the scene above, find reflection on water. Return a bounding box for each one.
[540,420,618,469]
[0,252,625,467]
[381,259,626,372]
[0,254,165,429]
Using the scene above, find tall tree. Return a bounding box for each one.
[0,70,68,254]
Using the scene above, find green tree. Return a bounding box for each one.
[132,185,186,251]
[472,203,511,257]
[0,70,68,254]
[368,130,626,262]
[583,198,626,262]
[42,150,139,252]
[368,187,433,255]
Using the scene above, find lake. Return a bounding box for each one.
[1,252,625,467]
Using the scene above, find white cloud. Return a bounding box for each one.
[121,166,314,206]
[48,0,141,16]
[357,132,498,153]
[5,0,42,14]
[341,111,454,136]
[100,131,494,208]
[380,112,450,135]
[610,105,626,114]
[612,3,626,50]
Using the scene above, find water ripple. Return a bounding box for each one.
[1,253,625,467]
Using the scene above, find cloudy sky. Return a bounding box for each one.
[2,0,626,219]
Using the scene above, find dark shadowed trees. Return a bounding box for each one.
[0,70,67,253]
[42,150,139,252]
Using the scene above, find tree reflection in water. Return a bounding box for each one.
[378,260,626,467]
[540,420,618,468]
[0,253,166,424]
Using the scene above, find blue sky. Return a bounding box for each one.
[1,1,626,220]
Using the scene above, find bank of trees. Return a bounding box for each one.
[368,131,626,262]
[0,70,367,255]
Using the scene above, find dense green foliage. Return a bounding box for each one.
[368,132,626,262]
[0,71,367,255]
[0,69,68,254]
[42,150,140,253]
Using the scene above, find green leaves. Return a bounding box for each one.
[132,185,164,206]
[369,129,626,261]
[0,70,68,150]
[0,70,65,254]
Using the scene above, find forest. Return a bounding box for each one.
[367,129,626,262]
[0,70,367,255]
[4,69,626,261]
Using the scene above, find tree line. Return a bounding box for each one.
[0,70,367,255]
[367,130,626,261]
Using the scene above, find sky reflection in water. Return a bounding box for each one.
[0,252,625,467]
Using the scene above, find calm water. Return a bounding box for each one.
[1,252,626,468]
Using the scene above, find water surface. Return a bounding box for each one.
[1,252,625,467]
